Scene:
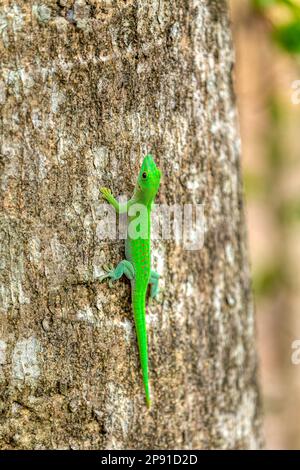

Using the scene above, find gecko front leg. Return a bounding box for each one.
[100,187,132,214]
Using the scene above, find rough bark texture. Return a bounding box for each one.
[0,0,262,449]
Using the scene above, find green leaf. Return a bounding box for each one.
[252,0,277,10]
[278,199,300,224]
[253,263,286,298]
[274,21,300,53]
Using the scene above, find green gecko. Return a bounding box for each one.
[99,154,161,408]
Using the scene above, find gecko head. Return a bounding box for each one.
[137,154,161,202]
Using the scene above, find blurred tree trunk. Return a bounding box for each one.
[0,0,262,449]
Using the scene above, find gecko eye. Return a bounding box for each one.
[142,172,147,179]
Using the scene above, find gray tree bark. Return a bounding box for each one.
[0,0,262,449]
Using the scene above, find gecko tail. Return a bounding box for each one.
[133,291,151,409]
[141,346,151,409]
[146,394,151,409]
[144,377,151,409]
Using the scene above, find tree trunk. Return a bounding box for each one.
[0,0,262,449]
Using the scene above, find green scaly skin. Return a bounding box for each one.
[100,154,161,408]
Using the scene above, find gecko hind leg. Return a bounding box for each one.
[99,260,135,287]
[149,270,160,300]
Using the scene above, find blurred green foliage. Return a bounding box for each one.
[251,95,287,298]
[253,0,277,7]
[278,199,300,223]
[267,97,285,169]
[243,172,266,198]
[275,21,300,53]
[253,262,287,298]
[252,0,300,53]
[237,1,300,300]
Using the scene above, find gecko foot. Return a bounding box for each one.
[99,266,115,286]
[99,260,135,286]
[100,187,114,205]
